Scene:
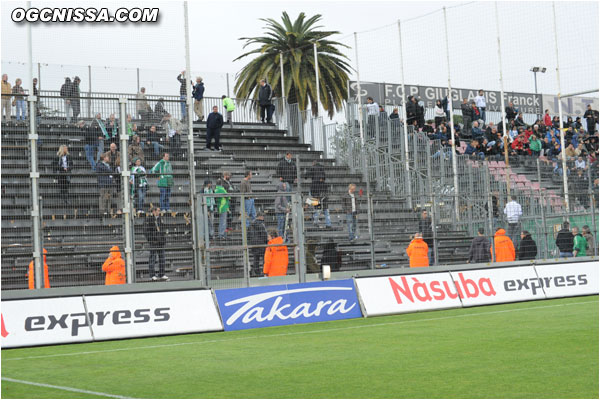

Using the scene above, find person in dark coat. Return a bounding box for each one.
[258,79,273,123]
[55,145,74,205]
[60,77,73,122]
[416,97,425,128]
[71,76,81,119]
[468,228,491,263]
[556,221,574,257]
[418,210,434,264]
[247,211,268,277]
[308,160,331,228]
[518,230,537,260]
[406,96,417,126]
[461,98,473,135]
[276,152,297,195]
[144,206,169,281]
[583,104,598,134]
[321,239,342,272]
[205,105,223,151]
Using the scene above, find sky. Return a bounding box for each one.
[1,0,598,107]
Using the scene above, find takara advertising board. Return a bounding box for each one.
[215,279,363,331]
[534,262,599,298]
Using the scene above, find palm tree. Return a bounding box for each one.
[233,12,352,118]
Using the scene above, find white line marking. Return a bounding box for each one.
[3,299,597,362]
[1,377,133,399]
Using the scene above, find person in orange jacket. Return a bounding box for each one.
[102,245,126,285]
[491,228,516,262]
[28,248,50,289]
[406,232,429,267]
[263,230,289,277]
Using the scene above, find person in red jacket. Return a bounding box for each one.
[406,233,429,267]
[263,230,288,277]
[102,245,126,285]
[491,228,516,262]
[544,110,552,128]
[28,248,50,289]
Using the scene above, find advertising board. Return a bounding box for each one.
[534,262,599,298]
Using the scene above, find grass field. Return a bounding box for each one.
[2,295,598,399]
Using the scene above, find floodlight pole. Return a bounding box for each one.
[494,2,511,197]
[314,42,320,117]
[397,20,413,209]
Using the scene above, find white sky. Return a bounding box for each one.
[1,0,598,102]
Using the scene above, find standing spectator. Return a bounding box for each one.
[248,211,268,277]
[60,77,73,122]
[28,248,49,289]
[55,145,73,205]
[406,96,417,126]
[583,104,598,134]
[105,113,119,146]
[416,97,425,128]
[518,231,537,260]
[83,120,102,170]
[504,195,523,248]
[491,228,515,262]
[102,246,126,285]
[572,226,588,257]
[467,228,491,263]
[177,71,190,119]
[529,134,542,157]
[91,113,107,157]
[474,89,486,123]
[130,157,148,215]
[1,74,11,122]
[434,100,445,127]
[555,221,573,257]
[12,78,26,121]
[389,107,400,120]
[544,109,552,128]
[365,97,379,139]
[263,229,288,277]
[214,178,230,240]
[144,206,169,281]
[145,125,164,158]
[582,225,596,256]
[161,113,184,159]
[128,135,145,166]
[309,160,331,228]
[442,95,451,123]
[205,105,223,151]
[71,76,81,119]
[276,152,297,197]
[342,183,359,241]
[103,143,122,212]
[461,98,472,135]
[154,98,168,120]
[151,153,174,212]
[222,95,235,124]
[505,101,517,121]
[96,153,115,216]
[222,171,236,232]
[418,210,434,265]
[203,179,215,239]
[258,79,273,123]
[240,170,256,226]
[192,77,205,122]
[406,233,429,268]
[136,87,152,120]
[274,182,289,239]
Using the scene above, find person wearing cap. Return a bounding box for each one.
[102,245,126,285]
[130,157,148,214]
[192,77,205,123]
[406,233,429,268]
[263,229,288,277]
[248,211,268,277]
[28,248,50,289]
[203,179,215,239]
[491,228,515,262]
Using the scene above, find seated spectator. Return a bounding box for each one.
[573,117,583,131]
[161,113,184,159]
[483,139,503,161]
[55,145,73,205]
[145,125,165,158]
[508,125,519,142]
[552,115,560,130]
[575,156,586,170]
[564,116,574,129]
[106,113,119,146]
[128,135,145,166]
[154,98,167,120]
[529,134,542,157]
[541,137,553,156]
[548,140,561,159]
[130,157,148,215]
[465,139,484,160]
[471,120,483,141]
[562,143,577,159]
[514,112,526,127]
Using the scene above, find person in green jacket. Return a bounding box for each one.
[572,226,588,257]
[222,95,235,124]
[529,134,542,157]
[130,157,148,215]
[203,179,215,239]
[150,153,174,212]
[214,178,230,239]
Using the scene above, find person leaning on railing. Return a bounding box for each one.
[1,74,12,122]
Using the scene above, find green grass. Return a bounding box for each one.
[2,296,598,399]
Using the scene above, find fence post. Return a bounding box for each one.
[292,193,307,282]
[279,51,287,130]
[202,200,212,283]
[136,68,140,93]
[397,20,413,209]
[194,194,207,285]
[87,65,92,119]
[484,162,496,262]
[118,99,134,283]
[426,140,438,265]
[240,194,250,287]
[313,42,320,117]
[536,159,549,259]
[587,166,597,255]
[27,96,44,289]
[321,119,328,159]
[37,63,41,91]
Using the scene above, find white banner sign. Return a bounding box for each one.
[534,262,599,298]
[1,297,92,349]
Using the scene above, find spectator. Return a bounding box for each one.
[471,120,483,142]
[485,192,500,227]
[102,246,126,285]
[177,71,190,119]
[572,226,588,257]
[465,139,484,160]
[491,228,515,262]
[55,145,74,205]
[365,97,378,138]
[214,178,230,240]
[60,77,73,122]
[125,114,136,137]
[144,206,169,281]
[151,153,174,212]
[582,225,596,256]
[406,233,429,268]
[161,113,184,158]
[103,142,121,173]
[575,156,586,170]
[573,117,583,131]
[240,170,256,226]
[309,160,331,228]
[505,101,517,121]
[222,95,235,124]
[274,182,289,239]
[276,152,297,202]
[418,210,434,265]
[406,96,417,125]
[28,248,49,289]
[258,78,274,123]
[504,195,523,248]
[127,135,144,166]
[81,120,99,170]
[136,87,152,120]
[130,157,148,215]
[471,101,481,124]
[222,171,236,232]
[563,143,577,159]
[321,239,342,272]
[1,74,11,122]
[92,113,109,152]
[343,183,359,241]
[514,112,526,128]
[192,77,205,122]
[264,229,289,277]
[474,89,486,123]
[467,228,491,263]
[389,107,400,120]
[145,125,164,157]
[12,78,26,121]
[434,100,445,127]
[461,98,472,135]
[563,116,574,130]
[552,115,560,130]
[583,104,598,134]
[518,231,537,260]
[96,153,115,216]
[544,109,552,128]
[71,76,81,119]
[154,97,168,120]
[203,179,215,239]
[248,211,268,277]
[529,134,542,157]
[378,104,388,138]
[416,97,425,128]
[555,221,574,257]
[205,105,223,151]
[442,95,451,122]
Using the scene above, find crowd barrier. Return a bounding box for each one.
[2,261,597,348]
